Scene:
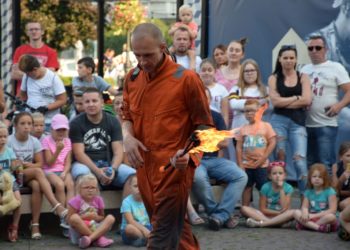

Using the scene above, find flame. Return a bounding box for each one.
[189,103,268,154]
[189,128,234,153]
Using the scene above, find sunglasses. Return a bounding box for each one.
[269,161,286,168]
[308,46,323,52]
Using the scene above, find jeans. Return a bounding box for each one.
[192,157,247,223]
[71,161,135,188]
[271,114,308,194]
[307,126,338,175]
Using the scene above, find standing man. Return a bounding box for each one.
[11,21,59,95]
[69,88,135,189]
[172,25,202,72]
[301,35,350,173]
[122,23,212,249]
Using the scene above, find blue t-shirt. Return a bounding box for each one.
[72,75,110,92]
[120,195,150,230]
[260,181,294,211]
[304,187,336,213]
[0,146,17,181]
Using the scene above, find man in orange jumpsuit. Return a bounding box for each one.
[122,23,213,250]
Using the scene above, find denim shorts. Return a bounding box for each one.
[245,168,267,190]
[121,224,152,246]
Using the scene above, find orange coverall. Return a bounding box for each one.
[123,55,213,250]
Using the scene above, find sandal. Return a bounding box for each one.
[246,218,263,228]
[92,236,114,247]
[188,211,205,225]
[52,203,68,222]
[8,224,18,242]
[29,222,42,240]
[225,215,240,229]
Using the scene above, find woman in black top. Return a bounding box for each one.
[268,45,312,196]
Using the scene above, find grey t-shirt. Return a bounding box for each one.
[7,134,42,162]
[72,75,111,92]
[69,112,122,161]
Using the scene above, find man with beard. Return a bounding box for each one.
[172,25,202,72]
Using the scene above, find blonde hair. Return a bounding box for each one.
[31,112,45,122]
[75,174,100,195]
[0,121,7,130]
[179,4,193,15]
[237,59,267,97]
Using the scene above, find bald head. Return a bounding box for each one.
[131,23,165,44]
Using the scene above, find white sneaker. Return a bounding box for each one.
[246,218,262,228]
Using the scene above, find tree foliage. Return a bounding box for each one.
[113,0,146,36]
[20,0,97,51]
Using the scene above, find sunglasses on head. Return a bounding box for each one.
[281,44,296,50]
[308,46,323,52]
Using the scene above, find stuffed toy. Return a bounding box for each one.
[0,172,21,216]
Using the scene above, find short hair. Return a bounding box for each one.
[0,121,7,130]
[179,4,193,14]
[173,25,193,40]
[131,23,165,44]
[77,57,95,74]
[31,112,45,121]
[25,21,43,30]
[307,163,331,189]
[18,54,40,72]
[82,87,103,99]
[308,35,328,49]
[244,99,260,107]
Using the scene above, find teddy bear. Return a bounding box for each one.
[0,171,21,216]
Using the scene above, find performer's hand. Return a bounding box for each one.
[124,134,148,168]
[170,149,189,170]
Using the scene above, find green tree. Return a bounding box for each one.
[21,0,97,51]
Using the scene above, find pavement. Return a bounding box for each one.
[0,190,349,250]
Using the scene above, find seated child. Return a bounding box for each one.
[42,114,74,209]
[72,57,118,96]
[67,174,114,248]
[168,4,198,70]
[69,90,85,121]
[120,174,151,247]
[339,204,350,241]
[241,161,295,228]
[0,122,21,242]
[332,141,350,211]
[31,112,47,141]
[293,163,338,233]
[236,99,277,206]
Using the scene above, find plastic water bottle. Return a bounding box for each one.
[104,167,114,177]
[16,166,24,188]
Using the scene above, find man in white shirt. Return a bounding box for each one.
[301,35,350,173]
[172,26,202,72]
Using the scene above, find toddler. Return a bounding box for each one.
[67,174,114,248]
[168,4,198,70]
[293,163,338,233]
[120,174,151,247]
[332,141,350,210]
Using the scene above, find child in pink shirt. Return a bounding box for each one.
[42,114,74,211]
[169,4,198,70]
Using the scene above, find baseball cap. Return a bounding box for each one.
[51,114,69,130]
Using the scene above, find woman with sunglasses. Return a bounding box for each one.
[268,45,312,196]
